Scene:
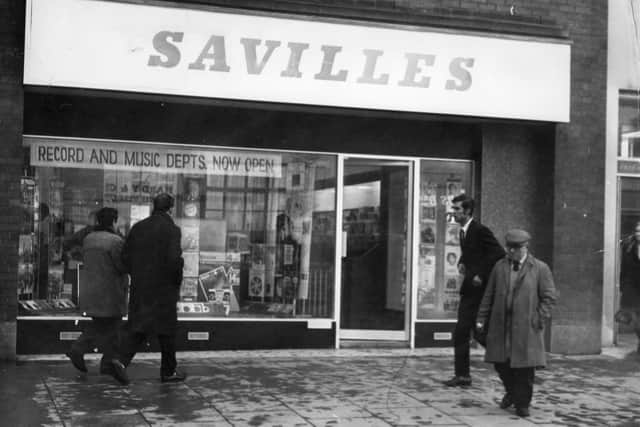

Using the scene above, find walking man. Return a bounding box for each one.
[66,207,129,385]
[476,229,557,417]
[119,193,186,383]
[443,194,505,387]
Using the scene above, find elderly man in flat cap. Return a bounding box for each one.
[476,229,556,418]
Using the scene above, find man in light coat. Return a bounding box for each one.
[476,229,556,418]
[66,207,129,385]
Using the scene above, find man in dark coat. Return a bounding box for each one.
[476,229,556,418]
[119,193,186,382]
[443,194,505,387]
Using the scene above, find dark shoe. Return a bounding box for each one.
[515,407,530,417]
[161,371,186,383]
[109,360,130,385]
[499,393,513,409]
[442,375,472,387]
[65,350,87,373]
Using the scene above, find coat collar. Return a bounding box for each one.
[505,254,536,289]
[152,210,175,224]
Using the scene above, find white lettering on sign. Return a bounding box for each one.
[24,0,571,122]
[147,31,475,92]
[28,138,282,177]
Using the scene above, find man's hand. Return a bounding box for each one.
[458,264,466,275]
[476,322,484,331]
[472,275,482,287]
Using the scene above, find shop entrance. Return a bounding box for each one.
[339,156,412,341]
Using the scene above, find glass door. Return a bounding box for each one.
[339,156,412,340]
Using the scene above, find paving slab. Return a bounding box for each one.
[3,338,640,426]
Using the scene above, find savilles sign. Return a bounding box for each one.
[24,0,570,122]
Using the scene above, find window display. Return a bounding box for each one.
[417,159,473,319]
[19,137,336,319]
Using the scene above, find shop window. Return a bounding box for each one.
[417,159,472,320]
[18,137,336,319]
[619,92,640,158]
[617,177,640,336]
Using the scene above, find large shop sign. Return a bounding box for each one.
[24,0,570,122]
[28,138,282,177]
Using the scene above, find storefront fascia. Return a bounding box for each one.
[19,0,570,353]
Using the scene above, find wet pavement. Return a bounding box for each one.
[2,336,640,426]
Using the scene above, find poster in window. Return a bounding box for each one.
[180,220,200,251]
[182,176,202,218]
[418,245,436,309]
[183,251,199,277]
[444,246,461,275]
[180,277,199,302]
[445,223,461,246]
[420,181,438,222]
[248,263,265,298]
[420,221,436,244]
[199,219,227,252]
[443,273,461,313]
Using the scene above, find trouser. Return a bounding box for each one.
[120,330,177,377]
[494,362,535,409]
[71,316,122,369]
[453,296,480,376]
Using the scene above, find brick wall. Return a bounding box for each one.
[0,0,25,360]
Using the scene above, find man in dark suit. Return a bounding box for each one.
[119,193,186,383]
[443,194,505,387]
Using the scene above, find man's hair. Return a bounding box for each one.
[96,207,118,230]
[153,193,175,213]
[452,194,474,215]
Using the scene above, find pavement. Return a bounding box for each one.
[2,335,640,427]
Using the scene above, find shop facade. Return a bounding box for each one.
[0,0,607,358]
[604,0,640,346]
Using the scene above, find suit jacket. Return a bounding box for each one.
[458,219,505,300]
[476,255,557,368]
[122,211,183,334]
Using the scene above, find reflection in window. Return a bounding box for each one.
[18,138,336,319]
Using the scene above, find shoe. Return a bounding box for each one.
[515,407,530,417]
[109,360,130,385]
[442,375,472,387]
[499,393,513,409]
[161,371,186,383]
[65,350,87,373]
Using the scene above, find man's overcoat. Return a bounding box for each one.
[81,230,128,317]
[476,254,556,368]
[122,211,183,334]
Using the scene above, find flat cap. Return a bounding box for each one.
[505,229,531,245]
